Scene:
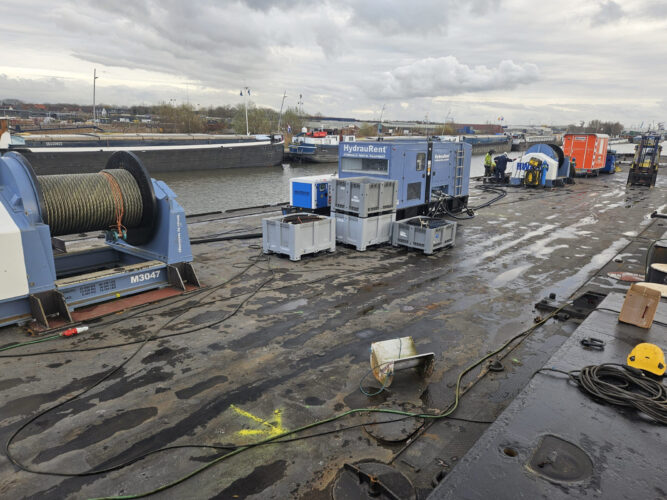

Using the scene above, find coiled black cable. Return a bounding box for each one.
[427,184,507,220]
[468,184,507,210]
[540,364,667,425]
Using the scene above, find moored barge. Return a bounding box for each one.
[0,120,284,173]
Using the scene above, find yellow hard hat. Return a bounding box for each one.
[627,343,665,376]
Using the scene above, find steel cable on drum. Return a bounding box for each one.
[38,169,143,236]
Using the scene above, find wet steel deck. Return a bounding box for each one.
[1,172,666,499]
[429,293,667,500]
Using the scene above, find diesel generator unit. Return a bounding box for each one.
[337,139,472,219]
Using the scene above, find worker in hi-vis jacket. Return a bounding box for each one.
[484,150,495,177]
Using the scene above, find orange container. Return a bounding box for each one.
[562,133,609,173]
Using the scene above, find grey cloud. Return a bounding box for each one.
[591,0,625,25]
[0,73,217,107]
[48,1,331,79]
[467,0,501,16]
[0,74,69,101]
[243,0,310,11]
[638,0,667,16]
[314,20,346,59]
[346,0,502,36]
[346,0,450,35]
[3,0,667,126]
[371,57,540,99]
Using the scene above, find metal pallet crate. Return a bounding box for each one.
[392,216,456,254]
[331,177,397,217]
[262,213,335,261]
[332,212,395,251]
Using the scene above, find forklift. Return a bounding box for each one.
[627,133,662,187]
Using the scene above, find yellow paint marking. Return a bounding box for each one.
[230,405,285,437]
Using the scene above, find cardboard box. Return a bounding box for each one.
[618,283,662,328]
[635,282,667,297]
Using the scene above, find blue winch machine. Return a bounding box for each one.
[337,140,471,218]
[0,151,199,328]
[509,144,571,187]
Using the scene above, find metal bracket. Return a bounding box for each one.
[29,290,72,328]
[342,463,401,500]
[580,337,605,350]
[536,291,607,320]
[167,265,185,291]
[167,262,201,290]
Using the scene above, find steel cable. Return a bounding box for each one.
[38,169,143,236]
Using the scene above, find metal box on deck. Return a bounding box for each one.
[562,133,609,174]
[289,174,335,210]
[392,217,456,254]
[332,212,395,251]
[262,213,335,261]
[331,177,397,217]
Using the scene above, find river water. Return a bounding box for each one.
[160,140,659,215]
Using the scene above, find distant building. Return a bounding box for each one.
[457,124,504,134]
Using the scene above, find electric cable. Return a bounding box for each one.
[537,364,667,425]
[427,183,506,221]
[190,232,262,244]
[4,189,605,496]
[0,254,267,357]
[67,412,495,479]
[444,206,476,220]
[5,254,278,479]
[468,184,507,210]
[86,302,569,499]
[5,182,652,495]
[0,254,401,358]
[4,252,406,480]
[5,293,565,498]
[0,277,388,358]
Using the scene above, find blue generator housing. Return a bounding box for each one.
[338,140,471,217]
[289,175,334,210]
[601,149,617,174]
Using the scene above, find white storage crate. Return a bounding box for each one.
[392,217,456,254]
[262,213,335,261]
[332,212,396,251]
[332,177,398,217]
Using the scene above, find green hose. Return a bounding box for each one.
[91,304,566,500]
[0,335,60,352]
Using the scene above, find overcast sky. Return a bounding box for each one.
[2,0,665,127]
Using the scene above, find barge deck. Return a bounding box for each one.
[0,173,666,499]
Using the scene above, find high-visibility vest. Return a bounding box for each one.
[484,154,495,167]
